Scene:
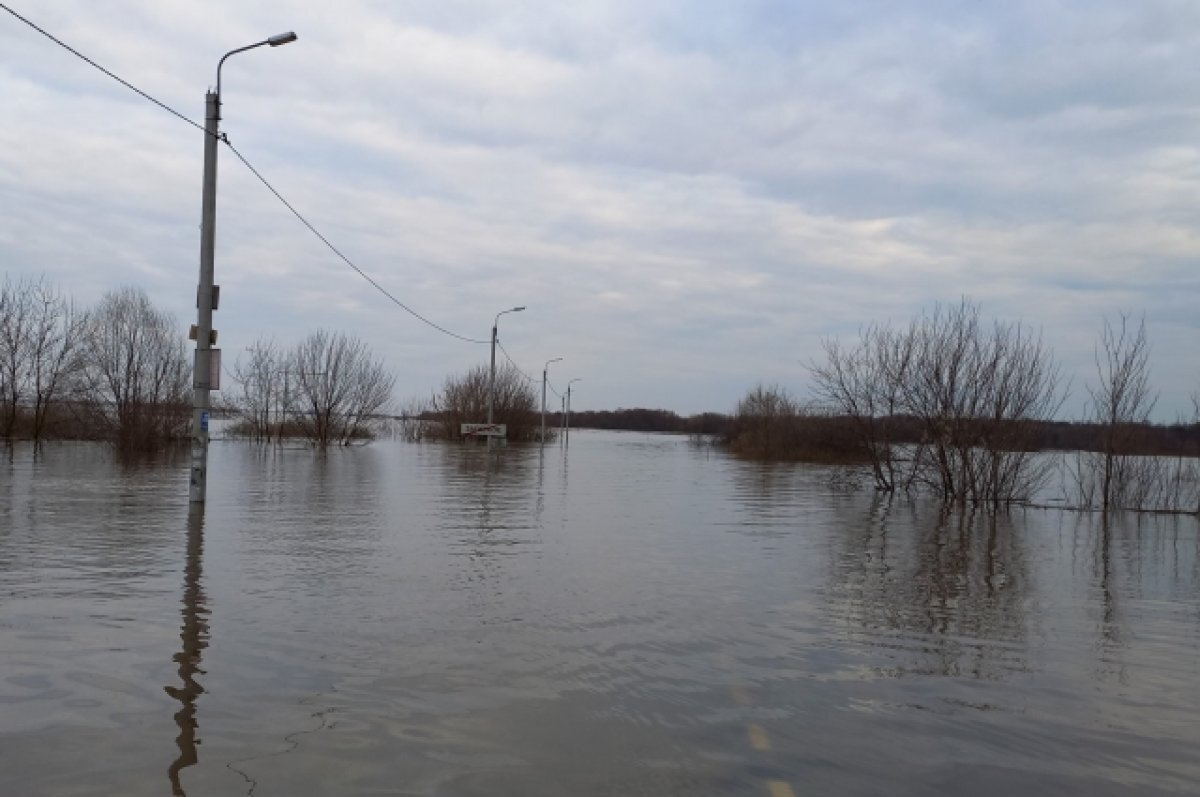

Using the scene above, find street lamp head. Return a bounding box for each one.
[495,305,525,326]
[218,31,299,98]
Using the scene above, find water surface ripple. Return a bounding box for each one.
[1,432,1198,796]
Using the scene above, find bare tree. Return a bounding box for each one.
[343,353,395,442]
[0,275,87,441]
[0,275,34,438]
[26,279,87,441]
[78,286,189,450]
[289,330,395,447]
[1086,313,1157,512]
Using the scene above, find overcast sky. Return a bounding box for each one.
[2,1,1197,418]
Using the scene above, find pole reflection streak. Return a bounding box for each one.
[166,507,210,795]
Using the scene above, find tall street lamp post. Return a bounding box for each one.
[190,31,297,504]
[541,356,562,444]
[487,306,525,448]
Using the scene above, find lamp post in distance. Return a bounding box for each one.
[487,306,525,448]
[564,378,582,444]
[190,31,298,504]
[541,357,562,445]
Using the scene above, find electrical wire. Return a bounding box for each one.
[2,2,489,346]
[223,140,488,344]
[495,338,538,383]
[0,2,205,134]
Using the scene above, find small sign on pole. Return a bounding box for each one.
[191,348,221,390]
[461,423,506,438]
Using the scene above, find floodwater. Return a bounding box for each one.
[1,431,1198,796]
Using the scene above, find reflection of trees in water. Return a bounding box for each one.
[166,508,209,796]
[438,445,544,532]
[1077,511,1191,686]
[233,448,387,585]
[826,498,1033,680]
[728,461,816,534]
[1090,514,1127,685]
[436,446,546,619]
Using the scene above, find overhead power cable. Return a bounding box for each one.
[1,3,205,133]
[2,2,488,345]
[224,140,487,344]
[495,338,538,383]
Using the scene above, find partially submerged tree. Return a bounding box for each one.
[288,330,395,447]
[0,275,33,438]
[809,298,1064,505]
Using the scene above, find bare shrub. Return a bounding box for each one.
[811,323,914,489]
[429,363,538,442]
[724,384,867,462]
[809,298,1064,505]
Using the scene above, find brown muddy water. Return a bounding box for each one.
[1,431,1198,796]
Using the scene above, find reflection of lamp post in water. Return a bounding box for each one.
[541,356,562,444]
[166,507,210,795]
[487,306,525,448]
[191,31,298,503]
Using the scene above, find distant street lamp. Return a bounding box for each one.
[487,306,525,448]
[565,378,582,443]
[190,31,297,504]
[541,356,562,444]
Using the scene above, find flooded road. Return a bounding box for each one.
[1,432,1198,795]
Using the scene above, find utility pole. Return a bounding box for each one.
[189,89,220,504]
[565,378,581,444]
[486,306,524,449]
[541,356,562,444]
[189,32,297,504]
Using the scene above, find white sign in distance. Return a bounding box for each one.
[461,423,506,437]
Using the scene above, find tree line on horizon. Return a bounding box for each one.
[4,276,1196,514]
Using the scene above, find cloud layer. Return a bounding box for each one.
[3,1,1198,417]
